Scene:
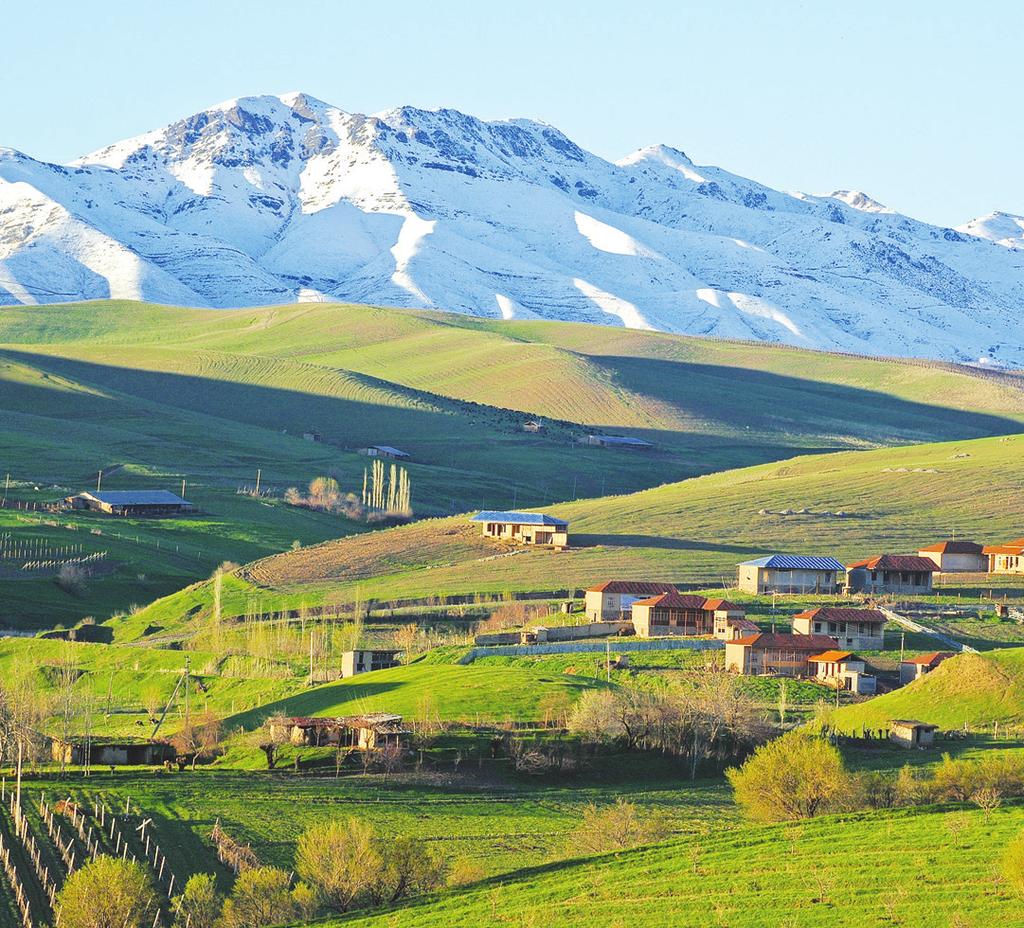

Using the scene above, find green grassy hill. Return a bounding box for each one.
[3,300,1023,632]
[121,431,1024,642]
[834,648,1024,733]
[321,804,1024,928]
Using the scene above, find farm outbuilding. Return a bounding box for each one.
[522,419,545,433]
[584,580,677,621]
[50,737,176,767]
[917,540,987,573]
[630,593,746,638]
[899,651,954,685]
[791,607,887,650]
[983,539,1024,574]
[585,434,653,450]
[725,632,839,677]
[358,445,410,460]
[340,649,402,677]
[268,714,409,752]
[302,431,322,442]
[65,489,192,517]
[471,511,569,547]
[889,720,938,749]
[736,555,845,594]
[846,555,936,594]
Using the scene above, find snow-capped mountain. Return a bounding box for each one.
[1,92,1021,365]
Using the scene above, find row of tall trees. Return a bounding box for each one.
[361,460,412,518]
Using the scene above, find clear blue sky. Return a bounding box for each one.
[4,0,1021,227]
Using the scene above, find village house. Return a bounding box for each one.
[714,613,761,641]
[584,581,677,621]
[791,607,887,650]
[471,510,569,547]
[806,650,877,695]
[983,538,1024,574]
[846,555,936,594]
[65,489,193,517]
[631,593,747,638]
[917,540,987,573]
[585,434,654,450]
[889,719,938,749]
[358,445,410,460]
[899,651,954,686]
[340,649,402,677]
[725,632,838,677]
[50,737,176,767]
[736,555,846,595]
[268,714,409,752]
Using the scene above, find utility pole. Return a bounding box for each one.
[184,656,191,729]
[96,469,102,492]
[605,639,611,683]
[900,631,906,663]
[181,478,186,499]
[255,469,261,495]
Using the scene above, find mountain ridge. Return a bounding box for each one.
[1,92,1022,365]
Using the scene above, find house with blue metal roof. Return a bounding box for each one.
[737,554,846,595]
[471,511,569,548]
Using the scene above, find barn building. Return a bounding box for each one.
[65,489,192,517]
[585,434,653,450]
[50,737,176,767]
[471,511,569,547]
[736,555,846,595]
[340,649,402,677]
[889,720,938,749]
[267,714,409,752]
[358,445,410,460]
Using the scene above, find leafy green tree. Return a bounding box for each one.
[57,857,157,928]
[727,733,852,822]
[295,819,380,912]
[173,873,222,928]
[373,834,447,905]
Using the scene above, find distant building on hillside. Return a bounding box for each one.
[267,714,409,752]
[522,419,545,433]
[982,538,1024,574]
[631,593,746,638]
[917,540,986,573]
[584,581,677,621]
[714,613,761,641]
[340,649,402,678]
[736,555,846,595]
[585,434,653,450]
[65,489,192,517]
[50,737,175,767]
[899,651,954,686]
[302,430,322,443]
[724,632,838,677]
[806,650,876,695]
[889,719,938,750]
[358,445,410,460]
[846,555,936,594]
[471,511,569,547]
[791,607,886,650]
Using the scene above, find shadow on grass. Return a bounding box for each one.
[572,533,764,555]
[224,681,404,731]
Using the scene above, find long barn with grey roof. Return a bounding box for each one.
[66,489,193,517]
[737,554,846,594]
[471,510,569,548]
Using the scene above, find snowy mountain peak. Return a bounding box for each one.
[0,93,1022,367]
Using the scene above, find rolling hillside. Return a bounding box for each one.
[834,648,1024,733]
[324,805,1024,927]
[4,299,1022,631]
[119,430,1024,642]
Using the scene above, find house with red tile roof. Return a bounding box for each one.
[791,607,887,650]
[630,592,746,638]
[806,650,876,695]
[583,581,678,621]
[899,651,955,686]
[917,540,987,573]
[846,555,937,594]
[982,538,1024,575]
[724,632,838,677]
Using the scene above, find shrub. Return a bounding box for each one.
[172,873,222,928]
[218,867,299,928]
[295,819,380,912]
[1003,830,1024,897]
[931,754,980,803]
[567,800,668,854]
[57,857,157,928]
[727,733,853,823]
